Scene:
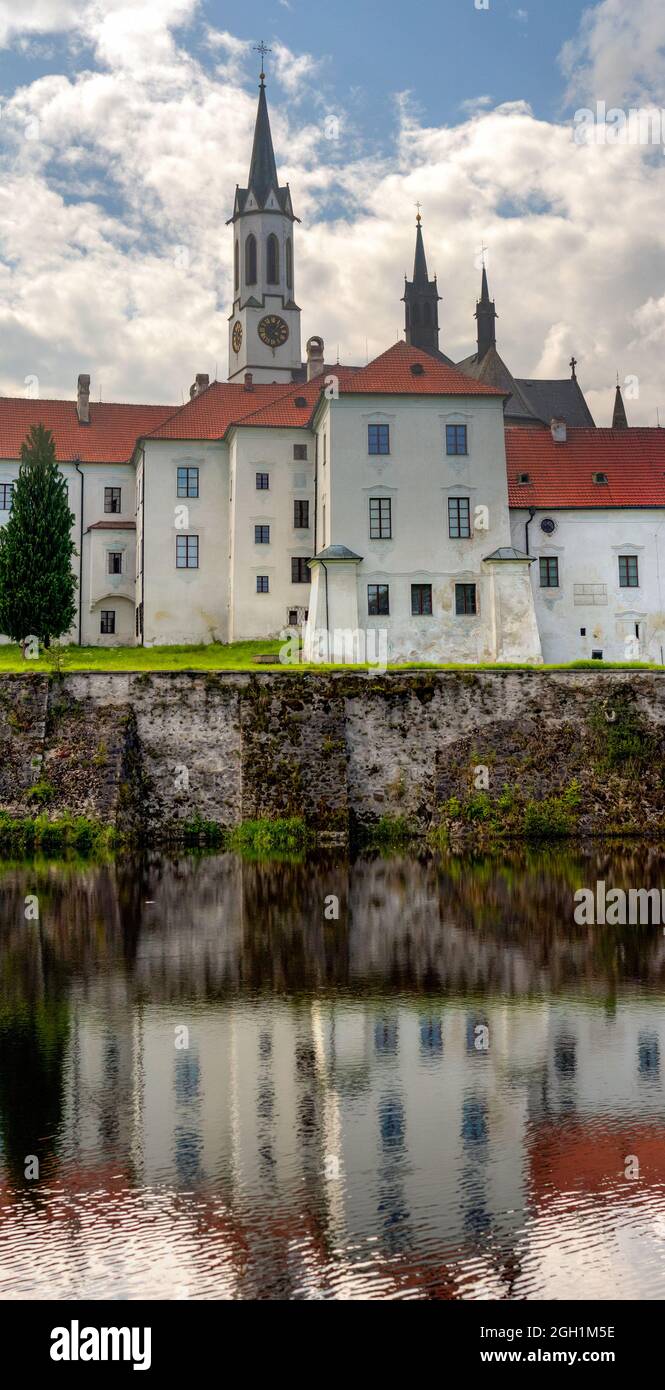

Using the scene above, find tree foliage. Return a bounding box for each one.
[0,424,77,648]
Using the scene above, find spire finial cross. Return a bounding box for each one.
[480,242,488,268]
[415,201,422,225]
[570,355,578,380]
[254,40,271,83]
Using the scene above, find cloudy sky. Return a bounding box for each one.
[0,0,664,423]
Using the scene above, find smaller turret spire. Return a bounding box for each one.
[612,378,629,429]
[475,262,497,361]
[402,210,441,355]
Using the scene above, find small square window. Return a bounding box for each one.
[177,466,199,498]
[619,555,639,587]
[455,582,477,616]
[592,649,603,660]
[176,535,199,568]
[108,551,122,575]
[256,472,270,490]
[294,500,309,528]
[104,487,121,514]
[368,583,389,615]
[291,557,310,583]
[256,575,269,593]
[369,497,392,539]
[368,423,390,455]
[580,627,586,636]
[539,556,559,588]
[0,483,13,511]
[411,583,432,615]
[448,497,471,538]
[446,425,468,456]
[293,444,308,460]
[100,610,115,634]
[255,524,270,544]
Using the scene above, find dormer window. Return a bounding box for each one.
[517,472,530,485]
[593,471,608,484]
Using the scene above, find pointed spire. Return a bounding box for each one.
[402,211,441,356]
[475,262,497,361]
[612,379,629,429]
[413,214,429,286]
[247,77,279,209]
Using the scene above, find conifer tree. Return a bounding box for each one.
[0,424,77,649]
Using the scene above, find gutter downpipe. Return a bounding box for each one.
[74,462,84,645]
[141,446,146,646]
[525,506,536,556]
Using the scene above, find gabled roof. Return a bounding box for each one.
[515,377,595,428]
[0,398,174,463]
[457,345,540,422]
[338,342,505,397]
[506,427,665,507]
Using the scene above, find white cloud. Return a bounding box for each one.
[560,0,665,107]
[0,5,663,427]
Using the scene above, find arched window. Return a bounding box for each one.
[286,237,293,289]
[423,302,431,325]
[267,233,279,285]
[245,234,257,285]
[234,240,239,292]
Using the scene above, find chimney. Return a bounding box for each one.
[244,372,254,391]
[77,373,90,424]
[550,417,567,443]
[189,372,210,399]
[306,335,325,382]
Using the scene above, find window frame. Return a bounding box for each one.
[411,583,433,616]
[177,466,199,499]
[368,423,390,456]
[448,496,471,539]
[255,472,270,490]
[104,486,121,514]
[539,556,559,588]
[100,609,116,635]
[245,233,257,286]
[254,524,270,545]
[267,233,280,284]
[0,482,13,511]
[291,556,310,584]
[107,551,123,575]
[294,500,309,529]
[256,575,269,593]
[368,583,390,616]
[369,497,392,540]
[455,582,477,616]
[618,554,639,588]
[446,424,468,457]
[175,534,199,569]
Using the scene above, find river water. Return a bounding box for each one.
[0,845,664,1301]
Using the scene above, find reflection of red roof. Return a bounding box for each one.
[506,428,665,507]
[0,399,174,463]
[528,1120,665,1203]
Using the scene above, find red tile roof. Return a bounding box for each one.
[146,380,297,440]
[0,398,174,464]
[337,341,506,397]
[506,427,665,507]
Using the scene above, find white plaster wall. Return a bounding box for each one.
[510,507,665,662]
[319,394,516,662]
[229,425,315,639]
[141,440,230,646]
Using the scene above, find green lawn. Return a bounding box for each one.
[0,640,663,674]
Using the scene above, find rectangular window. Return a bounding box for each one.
[176,535,199,568]
[619,555,639,587]
[294,500,310,528]
[455,582,477,615]
[108,551,122,575]
[104,486,121,514]
[368,423,390,455]
[539,556,559,588]
[293,444,308,460]
[177,466,199,498]
[448,496,471,538]
[411,583,433,615]
[446,425,468,456]
[256,575,269,593]
[291,557,310,583]
[0,483,13,511]
[256,472,270,490]
[255,524,270,544]
[368,583,389,615]
[369,497,392,539]
[100,610,116,634]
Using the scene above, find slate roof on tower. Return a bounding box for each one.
[229,75,296,222]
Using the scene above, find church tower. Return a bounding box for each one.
[227,48,302,382]
[475,264,497,362]
[402,212,441,355]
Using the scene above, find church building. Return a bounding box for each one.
[0,62,664,665]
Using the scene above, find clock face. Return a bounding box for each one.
[258,314,289,349]
[232,321,243,354]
